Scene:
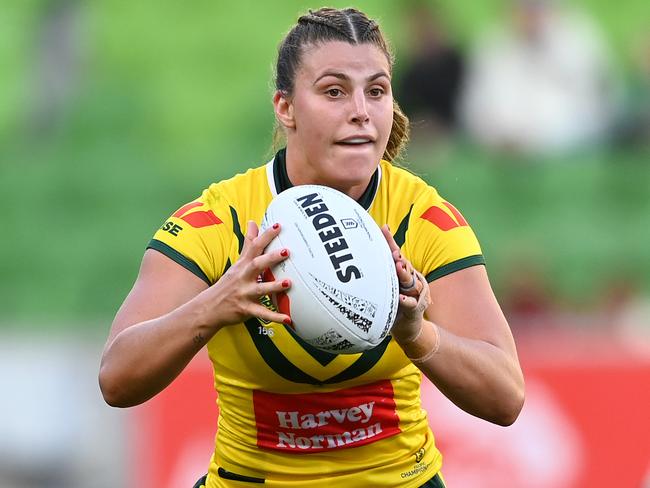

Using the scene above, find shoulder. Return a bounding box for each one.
[163,164,267,229]
[379,160,445,210]
[379,160,428,188]
[157,161,271,241]
[149,162,270,284]
[379,162,484,278]
[203,164,269,207]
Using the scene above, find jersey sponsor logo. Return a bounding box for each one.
[400,461,432,480]
[400,448,432,481]
[415,447,425,463]
[161,221,183,236]
[252,380,400,453]
[420,202,468,231]
[172,201,223,228]
[257,294,277,325]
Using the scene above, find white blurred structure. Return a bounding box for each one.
[0,332,125,488]
[460,0,618,156]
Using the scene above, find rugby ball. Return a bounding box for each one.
[260,185,399,354]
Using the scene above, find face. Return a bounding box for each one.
[274,41,394,198]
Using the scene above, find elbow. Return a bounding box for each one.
[494,395,524,426]
[98,365,136,408]
[492,381,526,427]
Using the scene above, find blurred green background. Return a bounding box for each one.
[1,0,649,330]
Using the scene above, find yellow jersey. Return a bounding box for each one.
[149,149,484,487]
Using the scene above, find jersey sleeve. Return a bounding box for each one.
[147,186,233,285]
[404,187,485,282]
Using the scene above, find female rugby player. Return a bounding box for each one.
[99,8,525,487]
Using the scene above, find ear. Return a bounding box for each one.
[273,90,296,130]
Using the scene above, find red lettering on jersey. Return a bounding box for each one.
[180,210,223,228]
[253,380,400,453]
[420,203,468,231]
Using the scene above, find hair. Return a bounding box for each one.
[272,7,410,162]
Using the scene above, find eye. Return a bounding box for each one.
[368,87,385,97]
[326,88,344,98]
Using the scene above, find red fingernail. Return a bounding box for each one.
[282,279,290,288]
[280,249,289,257]
[272,223,280,230]
[283,317,292,326]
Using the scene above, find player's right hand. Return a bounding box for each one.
[203,220,292,329]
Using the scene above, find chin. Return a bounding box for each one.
[338,152,380,171]
[313,150,381,190]
[326,165,377,192]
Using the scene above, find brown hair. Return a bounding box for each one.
[273,7,410,162]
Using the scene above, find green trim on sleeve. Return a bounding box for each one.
[425,254,486,282]
[147,239,212,285]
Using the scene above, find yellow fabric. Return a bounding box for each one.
[150,158,483,488]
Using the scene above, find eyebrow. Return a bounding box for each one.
[313,71,390,85]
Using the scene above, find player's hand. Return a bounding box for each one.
[391,271,430,345]
[207,220,292,328]
[380,224,423,298]
[380,224,429,343]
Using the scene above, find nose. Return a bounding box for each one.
[349,90,370,125]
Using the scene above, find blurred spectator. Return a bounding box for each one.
[460,0,618,156]
[396,2,466,143]
[615,33,650,150]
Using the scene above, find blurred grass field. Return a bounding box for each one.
[1,0,649,329]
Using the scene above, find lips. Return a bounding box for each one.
[335,135,375,145]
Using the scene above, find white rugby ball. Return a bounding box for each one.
[260,185,399,354]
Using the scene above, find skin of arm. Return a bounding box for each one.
[99,222,291,408]
[416,267,525,426]
[382,225,525,426]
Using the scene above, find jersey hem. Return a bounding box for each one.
[426,254,485,282]
[147,238,211,285]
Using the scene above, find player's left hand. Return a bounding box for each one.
[381,224,430,344]
[380,224,423,298]
[391,271,430,344]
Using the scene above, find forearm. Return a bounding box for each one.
[99,295,219,408]
[397,320,525,426]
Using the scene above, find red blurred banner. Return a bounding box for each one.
[130,333,650,488]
